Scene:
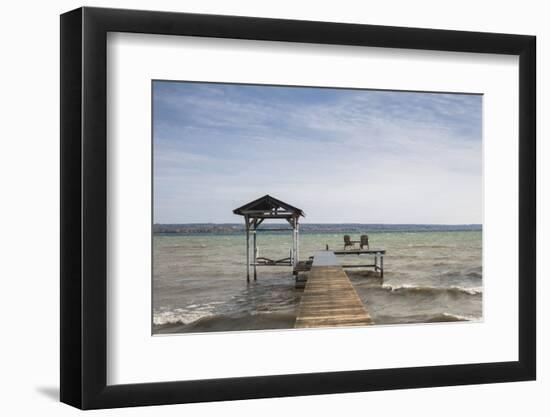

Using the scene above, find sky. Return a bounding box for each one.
[153,81,482,224]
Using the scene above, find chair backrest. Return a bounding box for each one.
[360,235,369,245]
[344,235,351,244]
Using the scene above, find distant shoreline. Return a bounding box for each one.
[153,223,482,235]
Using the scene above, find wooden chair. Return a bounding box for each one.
[344,235,360,249]
[360,234,369,250]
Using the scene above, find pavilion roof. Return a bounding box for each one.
[233,194,305,218]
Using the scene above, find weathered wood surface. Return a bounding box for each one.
[295,251,372,328]
[332,249,386,255]
[311,250,339,266]
[293,260,312,273]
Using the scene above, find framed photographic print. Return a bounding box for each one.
[60,6,536,409]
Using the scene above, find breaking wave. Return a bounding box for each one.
[381,283,482,296]
[153,309,213,326]
[154,312,296,333]
[374,312,481,324]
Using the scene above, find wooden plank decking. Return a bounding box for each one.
[332,249,386,255]
[295,251,373,328]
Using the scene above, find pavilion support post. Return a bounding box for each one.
[292,217,299,268]
[289,218,296,266]
[253,222,257,281]
[295,220,300,268]
[380,254,384,279]
[245,216,250,282]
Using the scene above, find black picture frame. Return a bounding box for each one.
[60,6,536,410]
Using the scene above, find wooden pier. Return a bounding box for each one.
[295,251,373,328]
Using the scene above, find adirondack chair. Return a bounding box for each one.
[360,234,369,250]
[344,235,360,249]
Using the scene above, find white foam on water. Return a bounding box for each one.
[154,307,215,325]
[380,283,482,295]
[441,312,481,321]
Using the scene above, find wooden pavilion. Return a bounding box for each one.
[233,195,305,282]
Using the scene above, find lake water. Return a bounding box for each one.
[153,227,482,334]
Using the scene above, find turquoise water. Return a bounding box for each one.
[153,229,482,333]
